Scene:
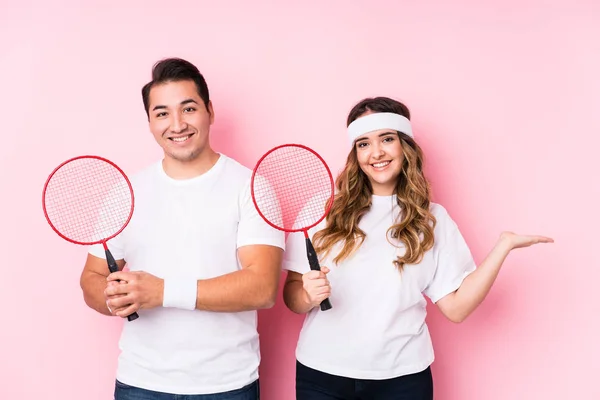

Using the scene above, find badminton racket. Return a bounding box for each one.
[251,144,334,311]
[42,155,138,321]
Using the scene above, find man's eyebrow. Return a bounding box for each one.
[180,99,198,106]
[152,99,199,111]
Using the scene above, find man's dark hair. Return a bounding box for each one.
[141,57,210,117]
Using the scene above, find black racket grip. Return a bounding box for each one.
[106,249,139,322]
[305,238,333,311]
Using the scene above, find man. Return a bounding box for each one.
[80,57,284,399]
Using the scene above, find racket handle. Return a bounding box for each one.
[305,238,333,311]
[319,298,332,311]
[126,313,139,321]
[105,249,140,322]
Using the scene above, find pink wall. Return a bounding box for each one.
[2,1,598,399]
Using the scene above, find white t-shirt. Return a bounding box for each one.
[88,154,285,395]
[282,194,476,380]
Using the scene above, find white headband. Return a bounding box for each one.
[347,112,413,145]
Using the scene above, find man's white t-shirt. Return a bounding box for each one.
[282,194,476,379]
[88,154,285,395]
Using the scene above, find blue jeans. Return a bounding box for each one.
[114,380,260,400]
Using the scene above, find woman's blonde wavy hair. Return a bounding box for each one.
[313,97,436,270]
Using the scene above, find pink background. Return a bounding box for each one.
[1,1,598,399]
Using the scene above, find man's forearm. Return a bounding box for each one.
[195,267,279,312]
[80,271,112,316]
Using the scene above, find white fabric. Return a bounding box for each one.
[282,195,476,379]
[347,112,413,145]
[162,278,197,310]
[88,154,285,395]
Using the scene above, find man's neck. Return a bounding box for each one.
[162,149,220,180]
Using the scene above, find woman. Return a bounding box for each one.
[282,96,553,400]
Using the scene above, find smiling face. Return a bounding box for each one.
[354,128,404,196]
[147,79,214,164]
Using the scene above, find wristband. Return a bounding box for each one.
[162,278,197,310]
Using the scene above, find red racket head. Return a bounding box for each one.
[42,155,134,246]
[250,144,334,235]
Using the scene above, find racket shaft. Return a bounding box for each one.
[105,248,139,321]
[305,238,333,311]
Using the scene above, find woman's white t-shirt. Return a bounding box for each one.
[282,195,476,379]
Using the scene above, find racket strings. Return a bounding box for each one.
[44,158,133,244]
[253,146,332,231]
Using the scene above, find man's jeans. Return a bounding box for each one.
[114,380,259,400]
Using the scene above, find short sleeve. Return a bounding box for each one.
[237,179,285,250]
[423,205,477,303]
[281,227,311,274]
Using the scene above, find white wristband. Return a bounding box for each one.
[162,278,197,310]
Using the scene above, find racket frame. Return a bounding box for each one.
[42,155,135,246]
[250,144,335,235]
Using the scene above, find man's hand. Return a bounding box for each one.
[104,280,130,316]
[105,271,164,318]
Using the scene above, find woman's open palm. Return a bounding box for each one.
[500,231,554,250]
